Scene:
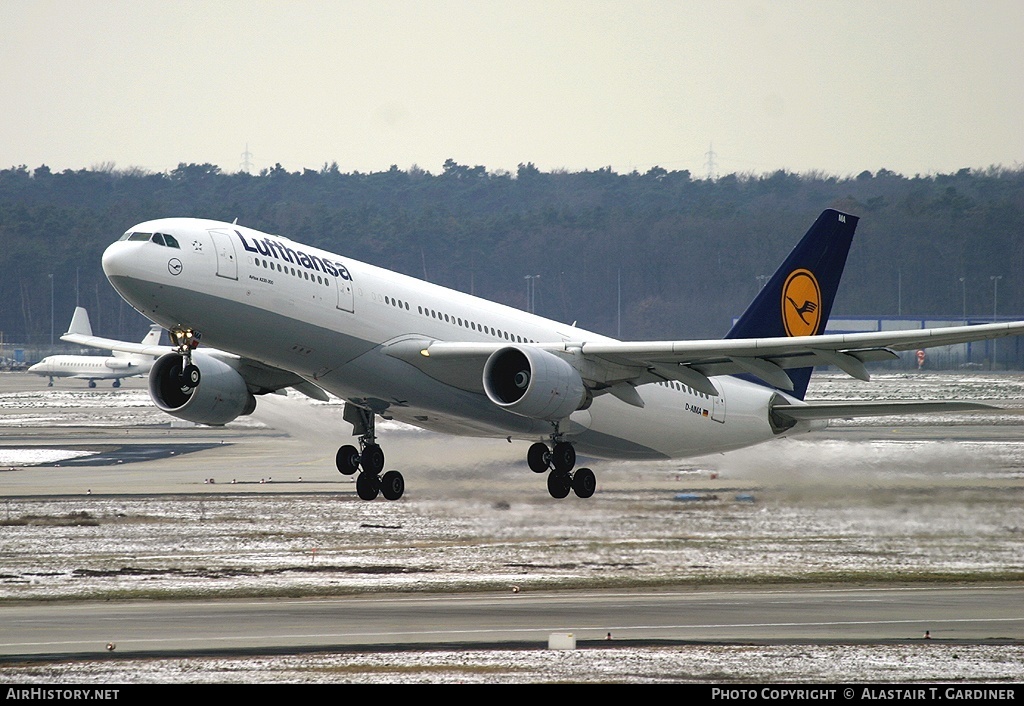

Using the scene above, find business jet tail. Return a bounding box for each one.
[67,306,95,338]
[725,209,858,399]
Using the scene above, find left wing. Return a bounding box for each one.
[388,320,1024,402]
[572,320,1024,393]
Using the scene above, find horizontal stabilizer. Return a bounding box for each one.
[773,400,1000,422]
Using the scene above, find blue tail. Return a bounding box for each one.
[725,209,858,399]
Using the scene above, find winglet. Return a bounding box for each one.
[725,209,858,399]
[66,306,94,337]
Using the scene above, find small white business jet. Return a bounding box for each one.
[68,210,1024,500]
[30,307,161,387]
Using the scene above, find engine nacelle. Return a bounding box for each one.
[148,352,256,426]
[483,345,588,421]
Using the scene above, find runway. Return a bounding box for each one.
[1,371,1022,681]
[2,585,1023,659]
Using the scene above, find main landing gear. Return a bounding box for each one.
[527,432,596,499]
[335,405,404,501]
[169,327,202,392]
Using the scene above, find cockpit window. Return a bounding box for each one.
[120,231,181,248]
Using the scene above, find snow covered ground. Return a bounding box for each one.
[7,643,1023,684]
[1,372,1022,683]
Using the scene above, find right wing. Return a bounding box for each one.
[61,314,328,402]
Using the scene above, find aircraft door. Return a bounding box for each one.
[336,275,354,313]
[711,392,726,423]
[208,230,238,280]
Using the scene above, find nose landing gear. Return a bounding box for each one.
[169,327,202,391]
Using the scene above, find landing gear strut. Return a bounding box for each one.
[527,428,596,499]
[169,327,202,391]
[336,403,404,501]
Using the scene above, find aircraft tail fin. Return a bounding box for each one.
[66,307,94,337]
[140,325,162,347]
[725,209,858,400]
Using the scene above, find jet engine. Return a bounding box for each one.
[148,351,256,426]
[483,346,588,421]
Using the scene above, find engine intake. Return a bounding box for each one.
[483,346,587,421]
[148,351,256,426]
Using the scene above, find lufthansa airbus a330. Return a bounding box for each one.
[65,210,1024,501]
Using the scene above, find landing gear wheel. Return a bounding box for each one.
[361,444,385,475]
[356,472,380,501]
[381,470,405,500]
[572,468,596,498]
[88,380,96,389]
[112,380,121,388]
[527,442,550,473]
[180,364,201,388]
[336,445,360,475]
[551,442,576,473]
[547,470,572,499]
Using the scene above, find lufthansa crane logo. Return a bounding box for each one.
[781,268,821,337]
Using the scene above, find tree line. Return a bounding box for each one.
[1,160,1022,354]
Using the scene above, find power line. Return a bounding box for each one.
[705,142,718,181]
[240,144,254,174]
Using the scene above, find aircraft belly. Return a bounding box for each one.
[320,349,548,438]
[578,378,780,460]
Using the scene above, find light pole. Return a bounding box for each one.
[959,277,966,324]
[991,275,1002,368]
[524,275,540,313]
[897,269,902,316]
[49,274,54,348]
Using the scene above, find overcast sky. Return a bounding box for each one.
[2,0,1021,177]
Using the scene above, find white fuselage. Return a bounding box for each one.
[28,354,152,382]
[102,218,818,460]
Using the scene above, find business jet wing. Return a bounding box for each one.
[61,306,173,356]
[60,307,328,401]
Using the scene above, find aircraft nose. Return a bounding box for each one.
[101,241,132,279]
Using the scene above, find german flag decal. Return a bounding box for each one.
[781,268,822,337]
